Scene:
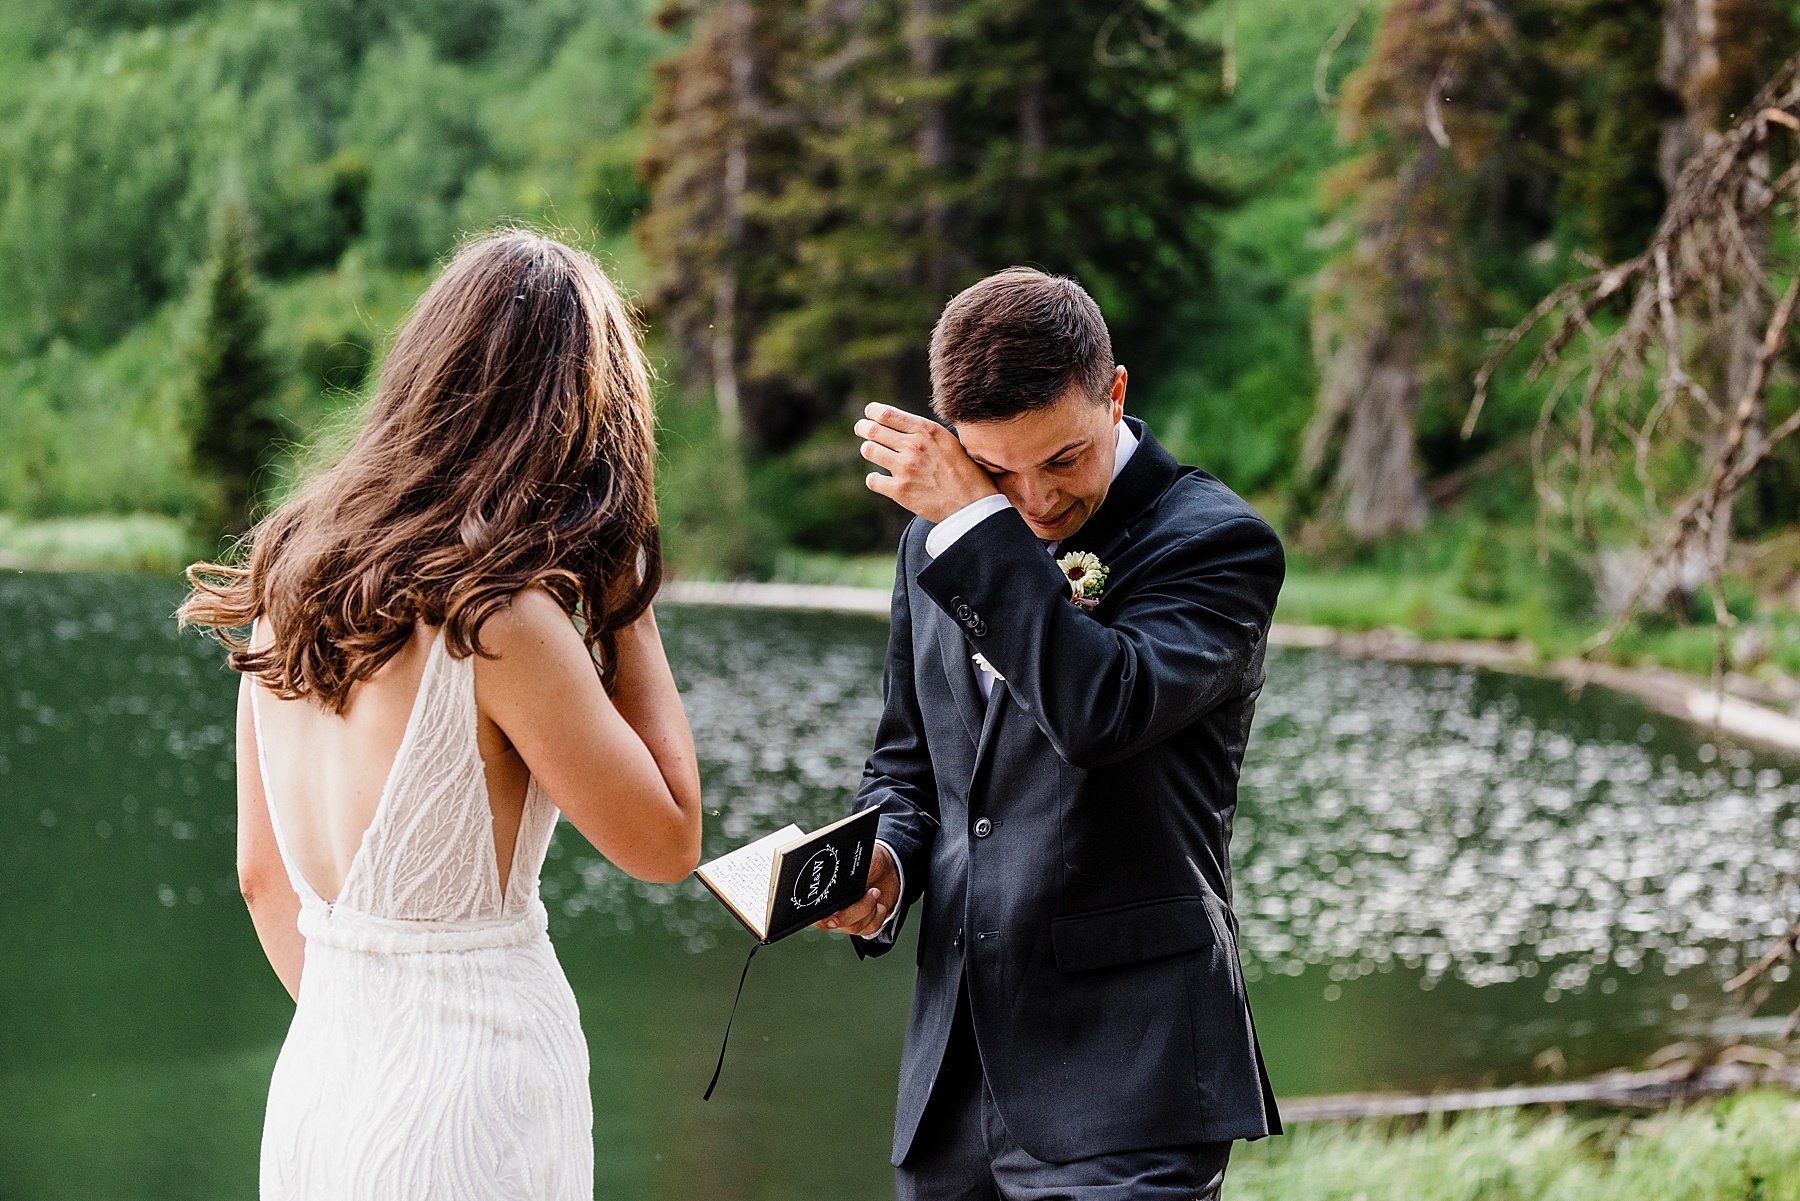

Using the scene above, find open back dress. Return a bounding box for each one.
[248,621,592,1200]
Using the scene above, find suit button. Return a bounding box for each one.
[969,619,988,637]
[951,928,964,950]
[973,817,993,838]
[952,596,972,619]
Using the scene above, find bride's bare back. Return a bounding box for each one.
[248,621,527,904]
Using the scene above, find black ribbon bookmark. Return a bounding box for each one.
[703,940,762,1101]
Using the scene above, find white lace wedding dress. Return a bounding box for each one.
[248,622,592,1200]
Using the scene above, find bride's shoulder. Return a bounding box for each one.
[473,586,583,666]
[472,587,609,733]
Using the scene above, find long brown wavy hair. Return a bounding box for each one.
[178,229,662,711]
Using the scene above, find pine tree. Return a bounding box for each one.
[638,0,1228,472]
[191,193,282,539]
[1536,0,1673,262]
[1303,0,1696,544]
[1303,0,1521,542]
[755,0,1225,439]
[637,0,806,448]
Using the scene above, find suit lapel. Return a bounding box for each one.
[1056,416,1178,567]
[974,680,1008,769]
[935,612,985,746]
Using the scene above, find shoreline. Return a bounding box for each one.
[659,579,1800,754]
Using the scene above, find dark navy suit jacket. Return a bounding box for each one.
[853,417,1285,1165]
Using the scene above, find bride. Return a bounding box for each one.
[178,229,702,1200]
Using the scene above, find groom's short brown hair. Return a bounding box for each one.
[928,266,1115,425]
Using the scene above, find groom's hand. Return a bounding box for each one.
[815,840,901,937]
[856,403,999,523]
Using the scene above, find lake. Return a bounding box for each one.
[1,569,1795,1200]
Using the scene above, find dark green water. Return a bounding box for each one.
[1,570,1795,1200]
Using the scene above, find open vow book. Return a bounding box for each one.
[695,805,883,944]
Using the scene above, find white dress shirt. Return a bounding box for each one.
[869,418,1139,942]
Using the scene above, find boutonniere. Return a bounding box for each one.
[1057,551,1110,611]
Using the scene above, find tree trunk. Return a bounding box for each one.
[711,0,755,440]
[907,0,950,295]
[1660,0,1766,570]
[1657,0,1722,192]
[1307,316,1431,541]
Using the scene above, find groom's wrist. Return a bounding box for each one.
[924,494,1014,560]
[916,505,1061,629]
[867,839,905,943]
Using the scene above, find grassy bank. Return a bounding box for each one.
[1231,1091,1799,1200]
[0,513,195,576]
[1274,558,1800,681]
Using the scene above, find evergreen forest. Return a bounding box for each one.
[6,0,1800,676]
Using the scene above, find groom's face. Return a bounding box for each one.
[954,367,1128,542]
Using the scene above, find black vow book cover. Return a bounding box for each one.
[695,805,883,944]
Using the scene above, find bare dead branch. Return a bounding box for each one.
[1472,55,1800,681]
[1314,1,1371,109]
[1727,921,1799,993]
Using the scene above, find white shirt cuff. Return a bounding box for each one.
[924,494,1013,559]
[867,838,905,943]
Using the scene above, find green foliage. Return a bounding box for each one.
[1142,185,1325,497]
[1532,2,1674,260]
[190,192,282,536]
[1135,0,1373,496]
[583,132,651,238]
[1299,0,1720,542]
[1229,1093,1800,1201]
[344,37,491,269]
[654,390,778,580]
[0,0,670,526]
[0,0,217,60]
[749,429,899,556]
[0,321,208,519]
[1450,525,1598,621]
[1738,376,1800,535]
[0,26,216,349]
[1280,492,1599,647]
[0,7,369,351]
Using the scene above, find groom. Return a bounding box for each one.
[817,266,1284,1199]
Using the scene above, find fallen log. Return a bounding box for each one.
[1280,1061,1800,1122]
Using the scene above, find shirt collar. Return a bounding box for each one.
[1110,417,1139,485]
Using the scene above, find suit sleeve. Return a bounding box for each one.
[851,524,939,959]
[915,507,1284,770]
